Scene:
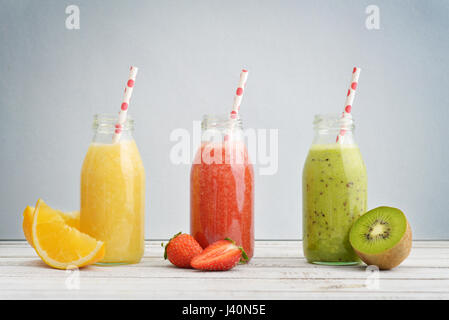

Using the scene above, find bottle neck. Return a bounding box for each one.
[201,114,244,142]
[91,113,135,144]
[313,128,355,145]
[312,113,356,145]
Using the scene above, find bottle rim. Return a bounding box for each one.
[201,114,242,130]
[93,113,134,131]
[313,113,354,130]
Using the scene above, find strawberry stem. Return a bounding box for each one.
[224,237,235,244]
[239,247,249,264]
[163,231,182,260]
[224,237,249,264]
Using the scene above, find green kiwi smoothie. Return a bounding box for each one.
[303,144,367,265]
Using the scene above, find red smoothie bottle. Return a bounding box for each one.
[190,115,254,259]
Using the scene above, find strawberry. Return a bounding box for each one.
[191,238,249,271]
[162,232,203,268]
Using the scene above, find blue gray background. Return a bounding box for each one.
[1,0,448,240]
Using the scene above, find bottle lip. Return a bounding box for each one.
[201,114,242,129]
[313,113,354,130]
[93,113,134,131]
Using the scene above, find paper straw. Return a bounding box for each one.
[336,67,361,143]
[112,66,138,143]
[230,69,249,119]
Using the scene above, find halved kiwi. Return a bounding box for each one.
[349,206,412,270]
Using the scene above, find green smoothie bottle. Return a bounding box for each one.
[302,114,367,265]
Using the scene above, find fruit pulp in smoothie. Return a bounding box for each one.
[191,141,254,259]
[303,144,367,264]
[81,140,145,264]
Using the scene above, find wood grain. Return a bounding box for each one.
[0,241,448,299]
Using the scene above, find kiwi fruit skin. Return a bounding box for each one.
[353,220,412,270]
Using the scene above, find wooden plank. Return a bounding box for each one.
[1,259,448,280]
[0,240,448,300]
[0,277,448,300]
[0,291,447,300]
[0,241,448,258]
[1,240,449,247]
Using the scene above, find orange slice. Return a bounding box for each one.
[31,199,104,269]
[60,210,81,230]
[23,205,80,247]
[22,206,35,247]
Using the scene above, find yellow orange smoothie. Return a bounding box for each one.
[81,140,145,264]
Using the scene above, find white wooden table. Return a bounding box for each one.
[0,240,448,299]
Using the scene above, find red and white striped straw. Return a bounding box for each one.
[230,69,249,119]
[113,66,138,143]
[336,67,361,143]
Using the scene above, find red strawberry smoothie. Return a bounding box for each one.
[190,141,254,260]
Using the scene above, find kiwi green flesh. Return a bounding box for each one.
[350,206,407,255]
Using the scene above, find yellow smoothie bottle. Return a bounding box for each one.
[80,114,145,265]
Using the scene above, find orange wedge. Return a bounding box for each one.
[22,206,35,247]
[31,199,104,269]
[60,210,81,230]
[23,205,80,247]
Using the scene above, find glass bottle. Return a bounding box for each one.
[302,114,367,265]
[190,114,254,259]
[80,114,145,265]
